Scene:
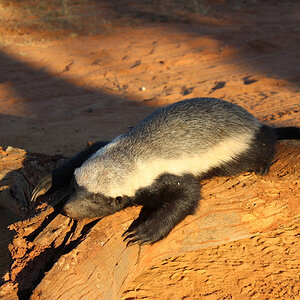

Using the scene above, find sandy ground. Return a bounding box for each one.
[0,0,299,297]
[0,0,299,156]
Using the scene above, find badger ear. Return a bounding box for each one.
[113,196,126,210]
[115,196,123,204]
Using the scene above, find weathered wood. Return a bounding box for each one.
[0,146,65,217]
[0,146,66,282]
[0,142,299,299]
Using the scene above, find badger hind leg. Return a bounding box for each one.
[123,173,200,245]
[202,125,277,180]
[250,125,277,176]
[254,165,270,176]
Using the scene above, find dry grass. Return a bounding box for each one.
[0,0,262,43]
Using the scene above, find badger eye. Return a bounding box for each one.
[115,196,122,203]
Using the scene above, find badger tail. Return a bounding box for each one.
[275,127,300,140]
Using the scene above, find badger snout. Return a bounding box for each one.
[60,186,97,220]
[61,185,127,220]
[61,201,85,220]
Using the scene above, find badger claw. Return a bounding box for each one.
[122,229,132,237]
[31,174,52,202]
[126,239,139,247]
[123,232,135,242]
[123,232,139,247]
[123,219,163,245]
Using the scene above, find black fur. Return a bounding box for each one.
[275,127,300,140]
[123,173,200,245]
[61,181,129,219]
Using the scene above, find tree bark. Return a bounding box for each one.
[0,142,299,299]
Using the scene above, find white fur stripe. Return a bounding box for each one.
[107,132,253,197]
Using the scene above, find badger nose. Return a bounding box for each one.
[60,205,69,217]
[60,201,76,218]
[60,201,85,220]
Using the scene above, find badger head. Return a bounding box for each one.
[61,154,133,220]
[61,182,128,220]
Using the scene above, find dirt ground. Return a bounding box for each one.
[0,0,299,298]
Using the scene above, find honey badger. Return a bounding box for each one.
[31,97,300,245]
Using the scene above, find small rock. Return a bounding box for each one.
[130,60,141,69]
[181,86,194,95]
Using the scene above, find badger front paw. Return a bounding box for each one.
[31,174,52,202]
[123,216,171,246]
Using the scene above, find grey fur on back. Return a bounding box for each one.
[75,98,261,197]
[113,97,260,159]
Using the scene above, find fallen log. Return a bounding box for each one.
[0,146,65,217]
[0,142,299,299]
